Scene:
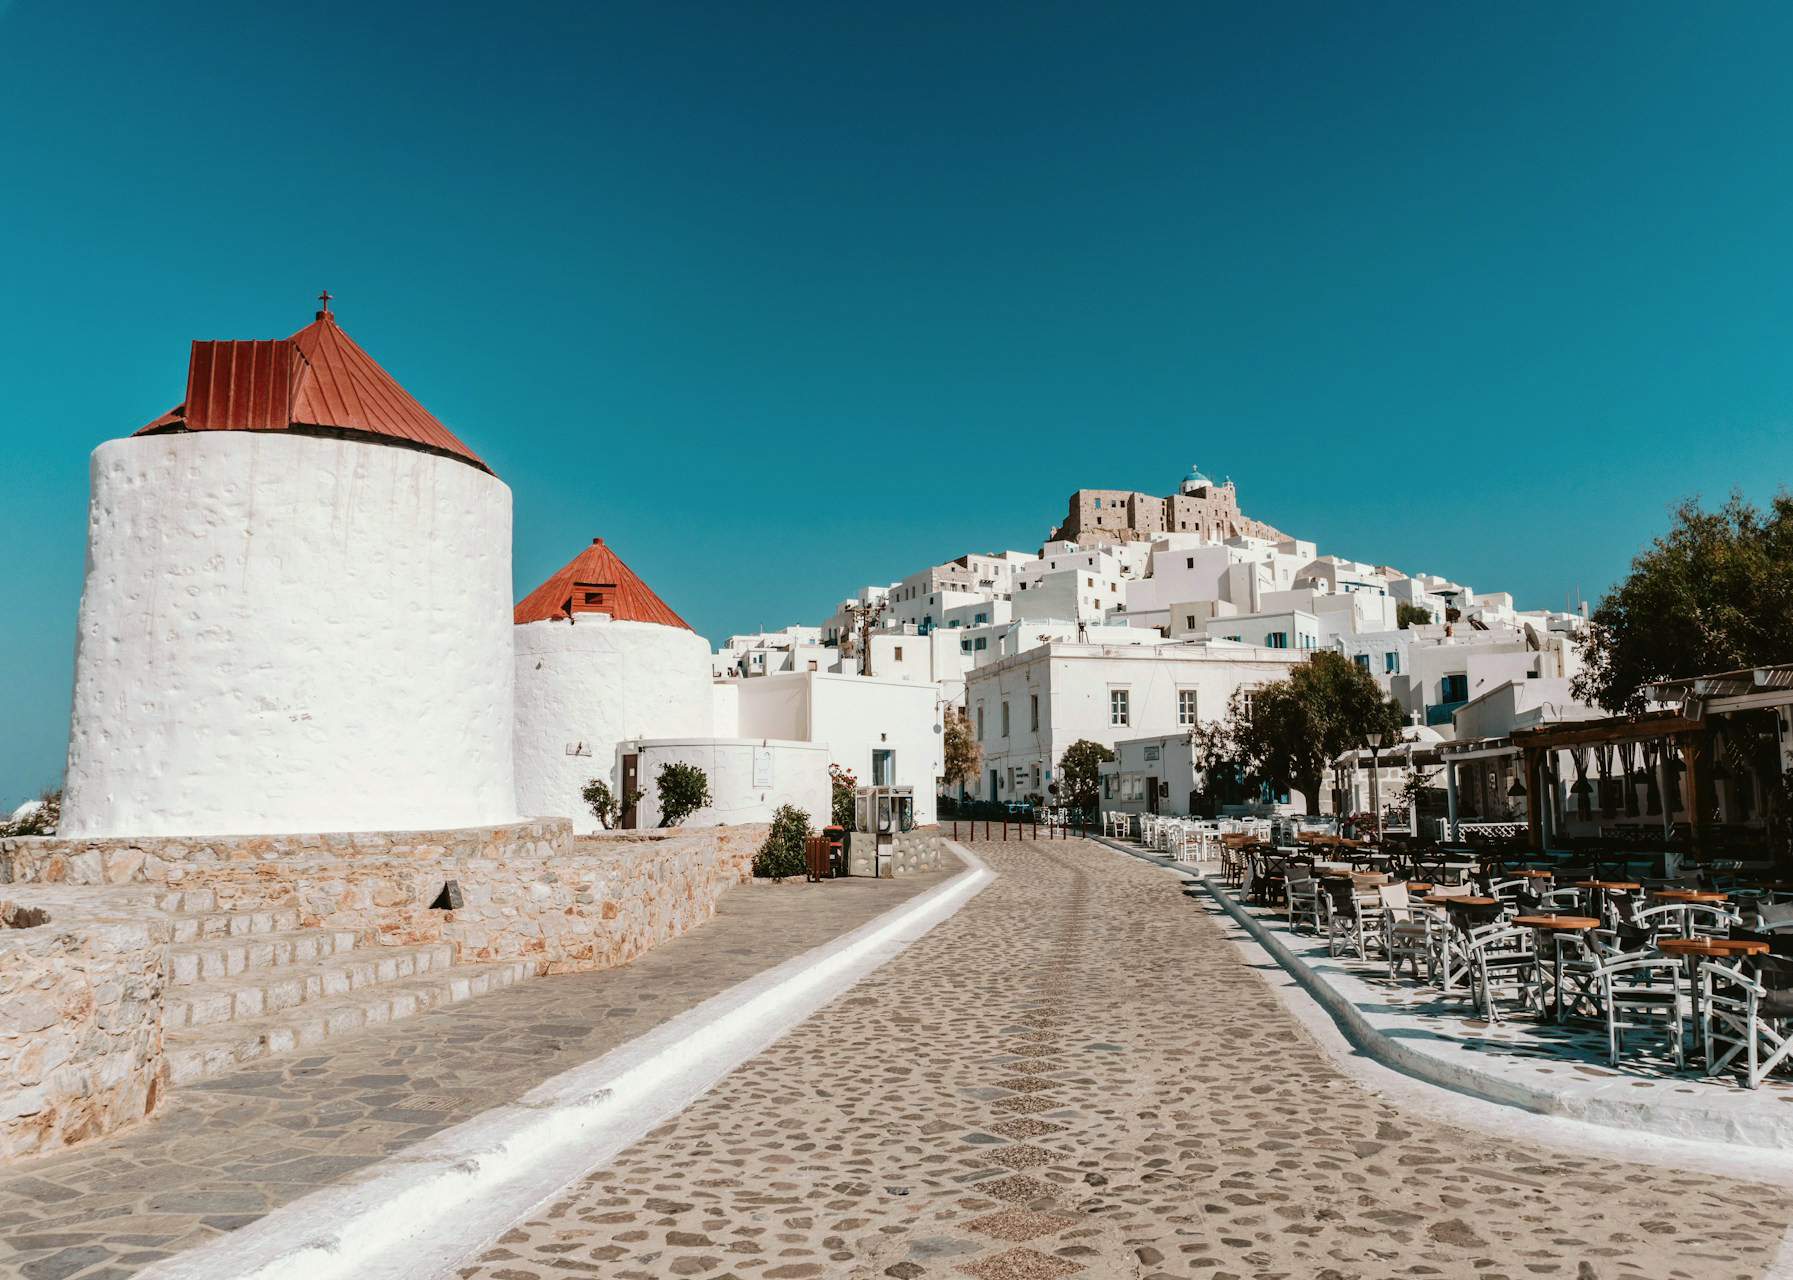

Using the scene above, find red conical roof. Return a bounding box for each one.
[514,538,693,631]
[134,304,490,474]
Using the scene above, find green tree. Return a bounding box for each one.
[654,761,712,828]
[942,709,982,797]
[1188,717,1248,817]
[753,804,811,880]
[1395,602,1433,629]
[827,763,857,828]
[1574,491,1793,713]
[1233,652,1406,816]
[1056,739,1115,813]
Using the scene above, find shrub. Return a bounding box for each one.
[754,804,811,880]
[581,779,645,829]
[0,789,60,838]
[655,761,712,828]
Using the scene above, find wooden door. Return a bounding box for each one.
[621,755,640,830]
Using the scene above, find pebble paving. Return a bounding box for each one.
[0,871,942,1280]
[457,839,1792,1280]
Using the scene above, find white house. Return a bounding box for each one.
[732,670,944,826]
[1203,609,1324,653]
[962,639,1301,804]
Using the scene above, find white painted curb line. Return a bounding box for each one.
[139,845,995,1280]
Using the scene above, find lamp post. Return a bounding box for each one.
[1366,731,1384,836]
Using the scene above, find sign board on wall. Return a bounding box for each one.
[1143,745,1161,762]
[753,748,774,789]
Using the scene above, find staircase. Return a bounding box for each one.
[155,889,532,1086]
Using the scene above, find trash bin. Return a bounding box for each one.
[805,835,830,882]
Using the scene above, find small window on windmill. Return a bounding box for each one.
[572,580,617,618]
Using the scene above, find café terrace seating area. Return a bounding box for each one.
[1180,824,1793,1096]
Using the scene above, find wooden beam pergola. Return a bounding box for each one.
[1510,710,1699,750]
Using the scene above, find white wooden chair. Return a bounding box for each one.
[1378,884,1438,981]
[1464,923,1538,1022]
[1701,956,1793,1088]
[1592,955,1685,1070]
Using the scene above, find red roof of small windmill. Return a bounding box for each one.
[133,309,491,473]
[514,538,693,631]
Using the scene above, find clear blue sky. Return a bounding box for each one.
[3,2,1791,800]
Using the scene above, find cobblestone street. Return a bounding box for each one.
[0,872,942,1280]
[460,839,1790,1280]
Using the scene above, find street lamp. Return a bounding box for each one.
[1365,732,1384,836]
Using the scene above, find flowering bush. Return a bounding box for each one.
[828,763,857,829]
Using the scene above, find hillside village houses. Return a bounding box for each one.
[719,464,1594,819]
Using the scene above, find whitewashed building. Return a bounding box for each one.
[962,640,1301,804]
[732,671,944,825]
[513,537,715,833]
[60,303,518,838]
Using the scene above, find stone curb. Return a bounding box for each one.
[1090,835,1793,1153]
[137,843,995,1280]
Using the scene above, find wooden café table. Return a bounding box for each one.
[1657,936,1770,1032]
[1650,889,1730,904]
[1511,915,1603,1021]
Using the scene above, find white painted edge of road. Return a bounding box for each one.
[138,843,995,1280]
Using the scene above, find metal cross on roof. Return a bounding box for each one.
[317,290,332,315]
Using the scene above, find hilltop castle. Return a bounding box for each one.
[1048,464,1285,549]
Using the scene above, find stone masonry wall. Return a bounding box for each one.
[0,820,768,977]
[0,819,573,889]
[0,887,168,1160]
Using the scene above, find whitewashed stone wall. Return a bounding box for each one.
[60,432,519,838]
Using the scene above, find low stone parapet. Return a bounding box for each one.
[0,886,168,1159]
[0,820,768,977]
[1,818,572,888]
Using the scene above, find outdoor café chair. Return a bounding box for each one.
[1589,955,1685,1070]
[1631,902,1736,941]
[1540,886,1584,912]
[1324,880,1379,961]
[1464,923,1539,1023]
[1550,927,1624,1022]
[1426,886,1491,996]
[1378,884,1437,981]
[1285,870,1323,936]
[1700,955,1793,1088]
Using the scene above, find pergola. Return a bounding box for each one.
[1508,710,1700,852]
[1333,735,1445,832]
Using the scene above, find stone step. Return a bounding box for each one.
[163,942,456,1030]
[168,907,303,943]
[166,928,361,986]
[154,888,219,913]
[162,958,535,1086]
